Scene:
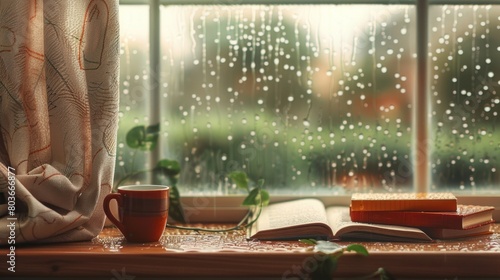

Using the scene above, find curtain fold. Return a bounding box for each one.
[0,0,119,243]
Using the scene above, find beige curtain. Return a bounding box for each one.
[0,0,119,243]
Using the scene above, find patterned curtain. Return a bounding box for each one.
[0,0,119,243]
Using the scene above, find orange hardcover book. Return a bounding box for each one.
[350,193,457,212]
[350,205,495,229]
[422,221,494,240]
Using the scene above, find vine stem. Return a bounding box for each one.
[166,200,264,233]
[334,267,389,280]
[113,168,153,190]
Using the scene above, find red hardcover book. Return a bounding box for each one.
[350,204,495,229]
[350,193,457,212]
[422,221,494,239]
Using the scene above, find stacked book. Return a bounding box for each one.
[349,193,495,239]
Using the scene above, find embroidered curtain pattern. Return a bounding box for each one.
[0,0,119,243]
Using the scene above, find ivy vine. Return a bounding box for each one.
[118,123,269,228]
[116,123,185,223]
[166,170,269,232]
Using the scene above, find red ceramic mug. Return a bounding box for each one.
[103,185,170,243]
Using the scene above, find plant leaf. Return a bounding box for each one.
[242,188,260,206]
[299,239,318,245]
[259,189,270,206]
[228,171,249,191]
[126,126,145,149]
[126,124,159,151]
[345,244,369,256]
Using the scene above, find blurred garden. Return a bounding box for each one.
[115,4,499,195]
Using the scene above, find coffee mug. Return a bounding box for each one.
[103,185,170,243]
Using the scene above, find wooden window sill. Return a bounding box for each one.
[3,224,500,279]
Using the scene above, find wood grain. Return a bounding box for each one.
[2,224,499,278]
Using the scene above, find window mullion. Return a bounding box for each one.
[150,0,161,179]
[414,0,430,193]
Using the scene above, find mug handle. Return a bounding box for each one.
[103,193,126,234]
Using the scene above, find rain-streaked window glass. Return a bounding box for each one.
[429,5,500,193]
[159,5,415,194]
[117,3,500,195]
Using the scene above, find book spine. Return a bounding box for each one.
[349,210,463,229]
[350,199,457,212]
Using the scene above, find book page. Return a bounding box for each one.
[325,206,360,235]
[325,206,432,241]
[253,198,328,232]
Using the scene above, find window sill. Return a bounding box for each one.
[180,194,500,223]
[5,224,500,279]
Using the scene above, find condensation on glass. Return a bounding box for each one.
[158,5,416,194]
[429,5,500,192]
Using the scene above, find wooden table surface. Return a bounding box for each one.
[3,223,500,279]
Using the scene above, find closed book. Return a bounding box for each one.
[350,205,495,229]
[350,192,457,212]
[422,221,494,240]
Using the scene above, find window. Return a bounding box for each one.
[117,0,500,197]
[429,4,499,193]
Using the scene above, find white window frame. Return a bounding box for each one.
[118,0,500,222]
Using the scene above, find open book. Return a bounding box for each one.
[247,198,433,242]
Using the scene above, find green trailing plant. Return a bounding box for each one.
[229,170,270,210]
[299,239,393,280]
[154,158,185,223]
[116,123,185,223]
[117,123,269,229]
[167,170,270,232]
